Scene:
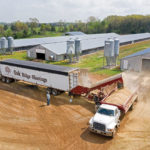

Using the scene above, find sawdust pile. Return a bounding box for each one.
[106,88,131,105]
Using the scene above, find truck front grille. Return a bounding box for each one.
[93,122,106,132]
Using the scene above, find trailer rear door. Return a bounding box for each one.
[69,72,78,90]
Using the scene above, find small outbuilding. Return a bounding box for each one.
[120,48,150,72]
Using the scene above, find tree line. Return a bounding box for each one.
[0,15,150,39]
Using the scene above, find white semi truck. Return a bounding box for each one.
[0,59,79,95]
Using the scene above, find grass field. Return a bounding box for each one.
[0,51,27,61]
[0,40,150,76]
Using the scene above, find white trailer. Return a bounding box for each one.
[0,59,79,95]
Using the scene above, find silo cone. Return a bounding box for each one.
[111,56,117,66]
[106,57,111,66]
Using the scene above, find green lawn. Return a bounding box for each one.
[1,40,150,77]
[0,51,27,61]
[51,53,121,76]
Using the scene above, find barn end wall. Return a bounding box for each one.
[27,45,57,61]
[121,56,142,72]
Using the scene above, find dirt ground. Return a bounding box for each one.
[0,73,149,150]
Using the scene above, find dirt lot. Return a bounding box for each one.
[0,73,149,150]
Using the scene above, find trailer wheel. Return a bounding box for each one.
[1,77,6,83]
[47,88,52,94]
[6,78,11,84]
[52,89,59,96]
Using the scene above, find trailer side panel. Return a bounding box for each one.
[0,64,70,91]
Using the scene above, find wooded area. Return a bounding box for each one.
[0,15,150,39]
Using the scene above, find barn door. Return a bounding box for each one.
[69,73,78,90]
[142,59,150,72]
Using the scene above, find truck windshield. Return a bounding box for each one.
[98,108,114,116]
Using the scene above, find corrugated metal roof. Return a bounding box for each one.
[65,31,86,35]
[41,43,66,55]
[40,33,119,55]
[119,33,150,43]
[123,48,150,59]
[14,33,118,48]
[13,33,150,55]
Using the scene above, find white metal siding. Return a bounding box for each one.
[121,56,142,72]
[36,49,45,54]
[123,60,128,69]
[0,64,70,91]
[27,50,31,57]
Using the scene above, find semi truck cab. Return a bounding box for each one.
[89,104,121,137]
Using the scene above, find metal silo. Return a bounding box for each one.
[75,38,81,61]
[104,38,114,57]
[0,37,7,54]
[66,38,75,63]
[8,36,14,53]
[104,38,115,66]
[114,38,120,56]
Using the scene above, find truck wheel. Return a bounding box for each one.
[1,77,6,83]
[52,89,59,96]
[111,128,116,138]
[117,120,120,128]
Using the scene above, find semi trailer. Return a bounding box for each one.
[0,59,80,95]
[0,59,123,97]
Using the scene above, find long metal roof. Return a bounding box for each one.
[13,33,150,55]
[0,59,78,75]
[14,33,118,48]
[65,31,86,35]
[119,33,150,43]
[123,48,150,59]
